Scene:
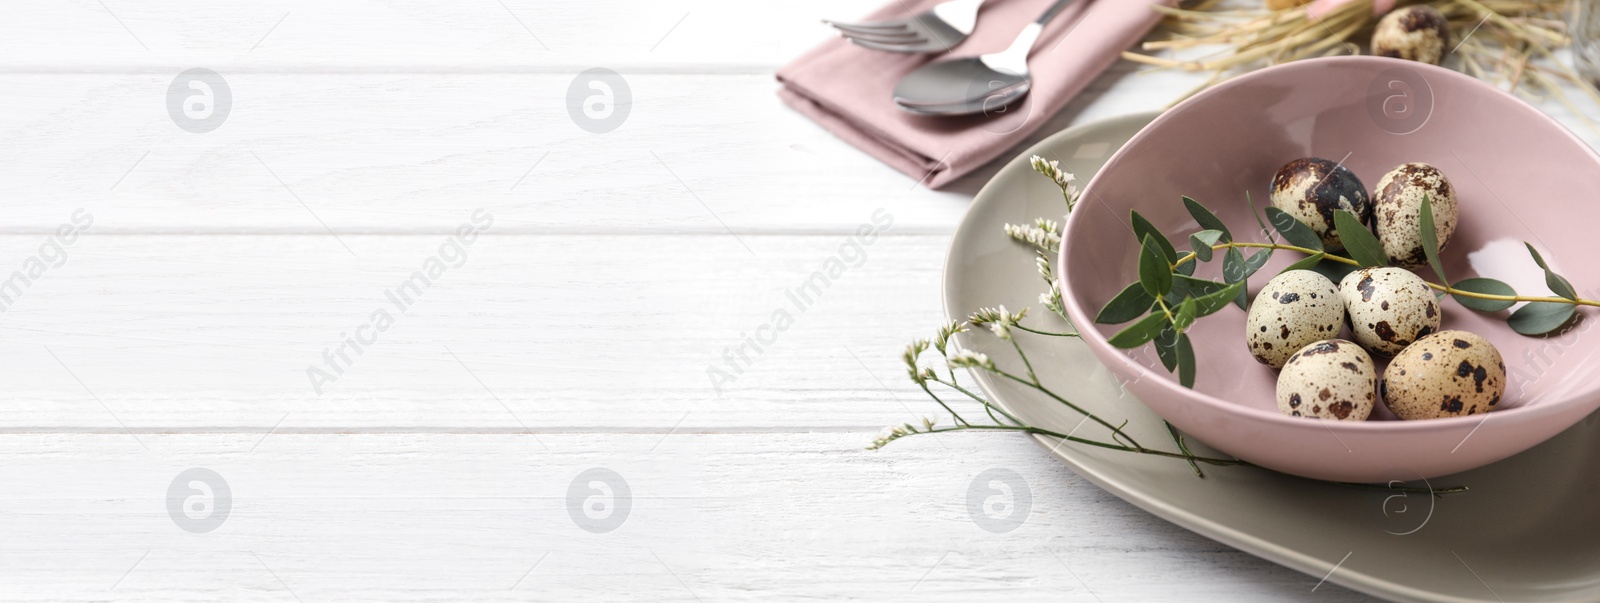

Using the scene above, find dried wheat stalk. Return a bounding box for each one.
[1123,0,1598,126]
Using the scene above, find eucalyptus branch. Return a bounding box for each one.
[1173,240,1600,308]
[1172,241,1351,270]
[1104,191,1594,396]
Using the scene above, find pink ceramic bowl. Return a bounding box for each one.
[1060,57,1600,482]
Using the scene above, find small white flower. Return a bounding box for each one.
[869,425,899,449]
[969,306,1002,325]
[948,350,996,371]
[933,321,967,356]
[1029,156,1081,209]
[904,339,931,383]
[1004,222,1062,253]
[1030,155,1070,187]
[989,321,1012,340]
[1036,254,1054,280]
[867,421,928,450]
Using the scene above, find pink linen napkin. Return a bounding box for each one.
[777,0,1173,189]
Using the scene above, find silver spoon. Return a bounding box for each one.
[895,84,1030,117]
[892,0,1077,117]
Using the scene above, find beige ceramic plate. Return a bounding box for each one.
[944,111,1600,603]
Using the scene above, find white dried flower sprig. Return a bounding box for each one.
[1003,219,1062,254]
[874,311,1218,469]
[933,321,966,356]
[946,350,996,371]
[1029,155,1080,209]
[867,417,937,450]
[872,306,1466,497]
[903,339,932,384]
[1008,160,1076,325]
[968,305,1029,340]
[1035,253,1066,320]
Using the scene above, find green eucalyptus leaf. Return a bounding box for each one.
[1096,282,1156,324]
[1192,280,1247,318]
[1526,242,1550,269]
[1450,277,1517,312]
[1281,252,1327,274]
[1246,190,1276,244]
[1153,327,1179,372]
[1190,229,1223,263]
[1244,249,1273,276]
[1223,248,1250,310]
[1175,258,1197,277]
[1508,301,1577,336]
[1265,206,1324,251]
[1139,234,1173,298]
[1172,275,1230,299]
[1173,297,1199,330]
[1184,197,1232,242]
[1334,209,1386,267]
[1177,333,1196,389]
[1420,195,1448,285]
[1107,311,1171,348]
[1221,250,1271,310]
[1525,242,1578,300]
[1185,198,1232,243]
[1546,268,1576,301]
[1131,211,1177,263]
[1222,248,1246,283]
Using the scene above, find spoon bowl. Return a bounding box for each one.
[892,0,1074,116]
[894,66,1030,116]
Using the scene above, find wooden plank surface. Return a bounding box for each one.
[0,232,957,430]
[4,0,1597,600]
[0,433,1369,601]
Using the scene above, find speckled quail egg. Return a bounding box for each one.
[1276,339,1377,421]
[1246,270,1344,368]
[1372,5,1452,66]
[1382,331,1506,420]
[1373,163,1459,267]
[1338,267,1441,356]
[1270,158,1371,251]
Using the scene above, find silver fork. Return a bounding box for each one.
[823,0,985,54]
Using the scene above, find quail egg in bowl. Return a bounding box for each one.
[1057,57,1600,482]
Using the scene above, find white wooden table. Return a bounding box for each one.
[4,2,1596,600]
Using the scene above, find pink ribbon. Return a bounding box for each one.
[1306,0,1396,21]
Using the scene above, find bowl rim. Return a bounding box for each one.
[1059,55,1600,433]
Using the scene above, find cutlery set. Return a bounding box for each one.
[825,0,1080,116]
